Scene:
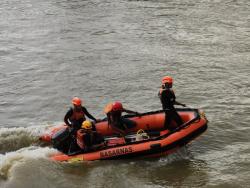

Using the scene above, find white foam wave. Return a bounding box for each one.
[0,123,61,153]
[0,146,57,180]
[0,123,56,138]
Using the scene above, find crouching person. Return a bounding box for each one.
[76,120,104,152]
[104,101,141,136]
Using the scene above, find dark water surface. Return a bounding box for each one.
[0,0,249,187]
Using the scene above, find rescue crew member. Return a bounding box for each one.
[80,120,104,152]
[158,76,186,130]
[64,97,97,131]
[104,101,141,135]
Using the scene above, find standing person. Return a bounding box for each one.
[64,97,97,131]
[104,101,141,135]
[158,76,186,130]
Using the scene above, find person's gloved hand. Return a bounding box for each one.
[94,119,102,123]
[66,123,73,128]
[95,119,102,123]
[136,112,142,117]
[68,127,74,134]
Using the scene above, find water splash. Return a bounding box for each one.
[0,146,57,180]
[158,146,192,164]
[0,124,54,153]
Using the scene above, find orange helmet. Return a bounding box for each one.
[104,103,113,114]
[72,97,82,106]
[112,101,123,112]
[162,76,173,85]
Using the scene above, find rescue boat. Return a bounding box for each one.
[41,108,208,162]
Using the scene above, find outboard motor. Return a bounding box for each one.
[52,127,71,153]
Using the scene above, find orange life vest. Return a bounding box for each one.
[76,129,86,149]
[70,108,85,121]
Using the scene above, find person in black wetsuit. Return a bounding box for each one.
[104,101,141,135]
[158,76,186,131]
[64,97,97,131]
[64,97,99,154]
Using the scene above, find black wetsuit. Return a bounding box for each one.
[83,131,104,152]
[159,88,183,130]
[65,107,97,154]
[107,109,137,132]
[64,107,97,130]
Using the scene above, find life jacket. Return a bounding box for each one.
[76,129,86,149]
[76,129,99,149]
[70,108,85,121]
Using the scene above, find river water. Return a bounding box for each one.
[0,0,249,187]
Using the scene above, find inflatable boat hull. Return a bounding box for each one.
[47,108,208,162]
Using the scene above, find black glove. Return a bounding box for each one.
[136,112,142,116]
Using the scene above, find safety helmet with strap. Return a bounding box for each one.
[72,97,82,106]
[82,120,92,130]
[112,101,123,112]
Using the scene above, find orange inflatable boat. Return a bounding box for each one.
[41,108,208,162]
